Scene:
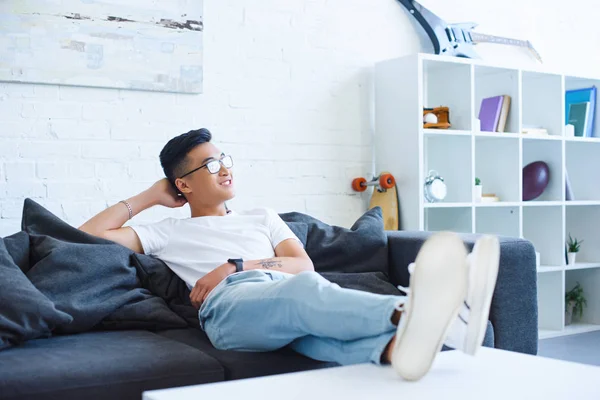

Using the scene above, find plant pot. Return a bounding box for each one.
[565,301,575,325]
[474,185,482,202]
[568,252,577,265]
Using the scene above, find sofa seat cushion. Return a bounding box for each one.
[158,328,335,380]
[0,330,224,400]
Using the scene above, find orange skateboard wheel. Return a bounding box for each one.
[379,173,395,189]
[352,177,367,192]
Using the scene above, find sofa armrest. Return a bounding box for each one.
[386,230,538,355]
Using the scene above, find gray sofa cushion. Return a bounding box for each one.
[320,272,401,295]
[1,231,30,273]
[0,330,224,400]
[131,253,200,328]
[279,207,389,275]
[0,240,72,350]
[157,328,334,381]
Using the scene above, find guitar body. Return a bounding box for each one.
[396,0,542,62]
[397,0,479,58]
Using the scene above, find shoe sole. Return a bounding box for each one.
[464,235,500,355]
[391,231,468,381]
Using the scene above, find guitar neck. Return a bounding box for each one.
[470,32,529,47]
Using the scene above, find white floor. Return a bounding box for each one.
[538,331,600,366]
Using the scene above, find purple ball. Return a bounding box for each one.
[523,161,550,201]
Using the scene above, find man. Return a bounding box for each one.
[79,128,500,381]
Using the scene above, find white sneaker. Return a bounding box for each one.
[391,231,468,381]
[444,235,500,355]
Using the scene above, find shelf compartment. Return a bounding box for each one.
[566,206,600,263]
[425,207,472,234]
[565,140,600,201]
[423,60,472,131]
[475,136,520,202]
[537,271,564,332]
[424,134,472,203]
[523,206,564,266]
[564,75,600,138]
[475,206,519,237]
[522,139,563,202]
[474,66,520,134]
[522,71,563,137]
[565,269,600,325]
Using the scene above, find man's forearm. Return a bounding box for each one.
[78,190,157,236]
[242,257,314,275]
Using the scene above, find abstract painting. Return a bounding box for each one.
[0,0,204,93]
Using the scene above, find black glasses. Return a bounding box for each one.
[179,155,233,178]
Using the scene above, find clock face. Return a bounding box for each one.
[430,179,447,200]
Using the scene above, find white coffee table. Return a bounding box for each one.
[143,347,600,399]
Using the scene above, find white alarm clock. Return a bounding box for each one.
[424,170,447,203]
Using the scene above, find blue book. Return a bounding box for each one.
[566,86,596,137]
[568,102,590,137]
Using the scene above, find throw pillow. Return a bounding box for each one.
[21,198,187,333]
[0,239,73,350]
[320,272,401,296]
[1,231,30,273]
[279,207,389,275]
[131,253,200,328]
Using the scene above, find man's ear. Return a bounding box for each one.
[175,178,192,195]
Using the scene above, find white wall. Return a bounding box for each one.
[1,0,598,236]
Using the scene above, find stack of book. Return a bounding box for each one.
[478,95,511,132]
[566,86,597,137]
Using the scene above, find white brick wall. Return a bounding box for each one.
[1,0,599,237]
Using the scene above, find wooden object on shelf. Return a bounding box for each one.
[522,127,549,136]
[496,95,511,132]
[423,106,451,129]
[481,194,500,202]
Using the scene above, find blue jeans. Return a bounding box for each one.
[198,270,403,365]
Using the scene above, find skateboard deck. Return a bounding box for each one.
[352,172,400,231]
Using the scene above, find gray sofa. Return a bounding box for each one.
[0,202,538,400]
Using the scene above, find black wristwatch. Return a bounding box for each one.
[227,258,244,273]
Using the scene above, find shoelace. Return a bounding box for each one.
[394,263,416,311]
[397,262,416,294]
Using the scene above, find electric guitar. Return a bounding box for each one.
[396,0,543,63]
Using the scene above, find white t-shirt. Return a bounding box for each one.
[130,207,301,289]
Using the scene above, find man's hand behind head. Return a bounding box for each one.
[149,178,188,208]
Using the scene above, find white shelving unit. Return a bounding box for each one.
[374,53,600,340]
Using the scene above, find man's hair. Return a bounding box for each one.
[159,128,212,194]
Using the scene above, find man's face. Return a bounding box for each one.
[176,142,235,205]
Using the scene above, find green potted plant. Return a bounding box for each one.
[565,282,587,325]
[566,233,583,265]
[474,177,482,202]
